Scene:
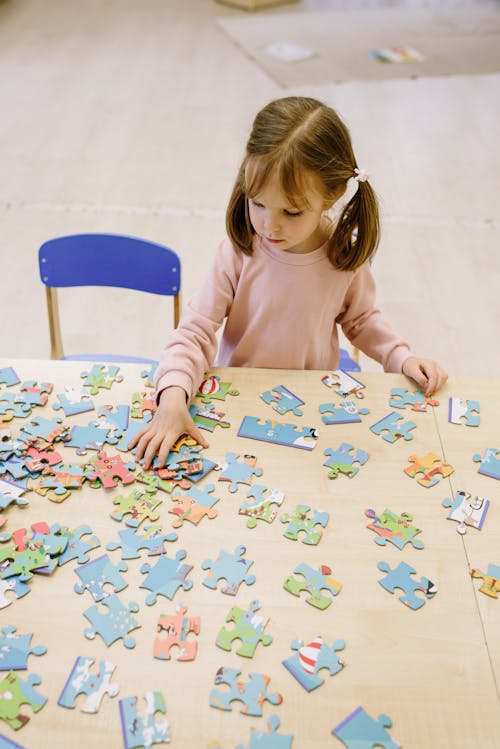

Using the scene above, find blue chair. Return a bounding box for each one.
[339,347,361,372]
[38,233,181,363]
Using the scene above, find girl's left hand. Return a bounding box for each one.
[402,356,448,396]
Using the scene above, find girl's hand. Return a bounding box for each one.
[402,356,448,396]
[128,386,209,470]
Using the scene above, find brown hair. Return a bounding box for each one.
[226,96,379,271]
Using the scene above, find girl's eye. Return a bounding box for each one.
[285,210,303,217]
[250,199,264,208]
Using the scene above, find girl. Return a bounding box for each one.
[131,96,447,469]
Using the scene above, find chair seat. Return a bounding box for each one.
[62,354,158,365]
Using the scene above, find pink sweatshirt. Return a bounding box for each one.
[155,235,411,400]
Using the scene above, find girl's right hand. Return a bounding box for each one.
[128,386,209,470]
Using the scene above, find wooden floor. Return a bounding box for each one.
[1,0,499,374]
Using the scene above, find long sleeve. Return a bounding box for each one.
[337,262,411,373]
[154,240,241,400]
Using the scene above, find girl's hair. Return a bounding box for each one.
[226,96,379,271]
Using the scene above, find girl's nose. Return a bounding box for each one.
[265,211,281,233]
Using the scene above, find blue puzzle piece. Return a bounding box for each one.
[0,478,28,511]
[0,626,46,670]
[66,422,117,455]
[0,368,20,388]
[239,485,285,528]
[140,549,193,605]
[106,525,178,559]
[378,561,437,610]
[209,666,282,717]
[202,545,256,596]
[238,417,319,451]
[0,671,47,729]
[83,594,140,649]
[332,705,401,749]
[260,385,305,416]
[319,400,370,425]
[0,733,26,749]
[283,563,342,609]
[472,447,500,480]
[74,553,128,601]
[236,714,293,749]
[0,392,32,421]
[448,398,480,426]
[370,412,416,443]
[119,691,170,749]
[216,452,263,493]
[116,415,152,453]
[58,655,119,713]
[0,576,30,609]
[56,525,101,565]
[52,386,95,417]
[323,443,370,479]
[140,362,158,388]
[282,636,345,692]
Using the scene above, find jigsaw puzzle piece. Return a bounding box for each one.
[238,417,318,451]
[202,545,255,596]
[239,485,284,528]
[260,385,304,417]
[323,443,369,479]
[83,594,140,649]
[210,667,282,717]
[197,374,239,404]
[377,561,437,610]
[188,403,230,431]
[106,525,177,560]
[472,447,500,480]
[0,577,30,610]
[19,416,71,450]
[154,604,200,662]
[111,490,163,528]
[0,626,46,671]
[80,364,123,395]
[370,412,416,443]
[0,671,47,729]
[74,553,128,601]
[332,705,401,749]
[0,368,20,388]
[0,479,28,512]
[280,504,329,545]
[119,691,170,749]
[319,400,369,425]
[389,387,439,412]
[0,392,32,423]
[84,450,136,489]
[404,453,454,488]
[282,636,345,692]
[365,508,424,550]
[65,423,111,456]
[52,386,95,417]
[283,563,342,609]
[235,714,293,749]
[442,490,490,534]
[216,452,263,493]
[56,525,100,565]
[168,483,220,528]
[321,370,365,398]
[470,563,500,598]
[58,656,119,713]
[448,398,480,426]
[140,362,158,389]
[216,599,272,658]
[140,549,193,605]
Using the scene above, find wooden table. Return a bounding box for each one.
[0,360,499,748]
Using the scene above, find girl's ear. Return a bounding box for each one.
[323,184,347,211]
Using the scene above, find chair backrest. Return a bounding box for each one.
[38,233,181,360]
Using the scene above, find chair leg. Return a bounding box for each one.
[46,286,64,359]
[173,293,181,328]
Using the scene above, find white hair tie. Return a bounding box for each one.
[354,167,371,183]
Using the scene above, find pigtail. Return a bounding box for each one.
[226,166,254,256]
[329,179,380,271]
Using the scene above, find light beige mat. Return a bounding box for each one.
[217,5,500,86]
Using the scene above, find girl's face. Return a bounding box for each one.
[247,171,333,254]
